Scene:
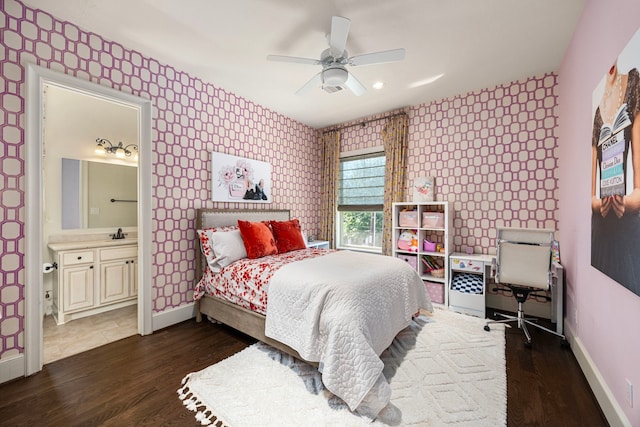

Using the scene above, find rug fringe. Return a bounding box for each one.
[177,374,229,427]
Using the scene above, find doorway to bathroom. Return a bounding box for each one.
[25,64,153,375]
[41,83,139,362]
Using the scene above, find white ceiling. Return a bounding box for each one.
[23,0,585,129]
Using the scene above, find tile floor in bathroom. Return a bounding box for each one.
[43,304,138,364]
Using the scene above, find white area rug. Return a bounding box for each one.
[178,309,506,426]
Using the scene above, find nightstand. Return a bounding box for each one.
[307,240,330,249]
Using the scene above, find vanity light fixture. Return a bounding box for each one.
[95,138,138,160]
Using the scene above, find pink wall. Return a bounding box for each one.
[558,0,640,424]
[0,0,321,360]
[333,74,559,255]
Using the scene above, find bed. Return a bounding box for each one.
[194,208,432,420]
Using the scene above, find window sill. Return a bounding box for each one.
[336,246,382,255]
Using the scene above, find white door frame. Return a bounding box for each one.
[25,64,153,375]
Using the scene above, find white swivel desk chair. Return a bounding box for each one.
[484,227,568,347]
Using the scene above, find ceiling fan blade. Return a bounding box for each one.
[267,55,321,66]
[296,73,322,96]
[329,16,350,58]
[343,72,366,96]
[349,48,406,66]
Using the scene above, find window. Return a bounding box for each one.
[336,153,385,252]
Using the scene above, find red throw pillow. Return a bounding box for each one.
[270,219,306,254]
[237,220,278,259]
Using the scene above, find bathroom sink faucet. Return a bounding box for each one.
[111,228,125,240]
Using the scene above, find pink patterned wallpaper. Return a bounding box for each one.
[0,0,558,362]
[409,74,559,252]
[0,0,320,360]
[334,74,558,255]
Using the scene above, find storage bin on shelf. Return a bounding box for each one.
[422,212,444,228]
[430,268,445,278]
[396,254,417,270]
[424,280,444,304]
[423,239,436,252]
[398,209,419,227]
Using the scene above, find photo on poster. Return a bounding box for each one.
[211,152,272,203]
[590,28,640,297]
[413,176,435,202]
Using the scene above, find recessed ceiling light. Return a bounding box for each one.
[372,81,384,90]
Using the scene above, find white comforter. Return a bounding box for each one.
[264,250,432,420]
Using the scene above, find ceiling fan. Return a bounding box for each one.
[267,16,405,96]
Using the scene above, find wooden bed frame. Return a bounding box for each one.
[194,208,304,359]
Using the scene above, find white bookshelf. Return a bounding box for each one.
[391,201,453,307]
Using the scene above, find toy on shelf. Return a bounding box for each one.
[397,229,419,252]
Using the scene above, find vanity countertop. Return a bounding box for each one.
[48,239,137,251]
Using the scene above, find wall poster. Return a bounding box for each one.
[211,152,272,203]
[591,28,640,297]
[413,176,435,202]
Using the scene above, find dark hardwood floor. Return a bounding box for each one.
[493,308,608,427]
[0,311,607,427]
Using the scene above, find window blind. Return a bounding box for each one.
[337,153,385,211]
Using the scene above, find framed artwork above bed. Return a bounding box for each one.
[211,152,272,203]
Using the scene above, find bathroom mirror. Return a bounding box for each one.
[61,158,138,229]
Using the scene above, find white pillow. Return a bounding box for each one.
[209,229,247,268]
[197,228,221,273]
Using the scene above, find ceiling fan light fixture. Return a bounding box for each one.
[268,16,405,96]
[322,67,348,87]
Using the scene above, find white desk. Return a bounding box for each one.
[449,253,564,335]
[551,262,564,335]
[486,259,564,335]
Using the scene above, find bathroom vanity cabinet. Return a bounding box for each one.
[48,240,137,324]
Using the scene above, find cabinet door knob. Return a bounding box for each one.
[77,256,82,260]
[89,265,93,269]
[126,261,129,264]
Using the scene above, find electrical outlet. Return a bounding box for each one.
[626,379,634,408]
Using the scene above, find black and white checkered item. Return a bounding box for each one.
[451,273,484,294]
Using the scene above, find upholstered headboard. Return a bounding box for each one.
[196,208,290,229]
[194,209,290,281]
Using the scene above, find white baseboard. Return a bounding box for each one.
[152,302,197,331]
[565,322,632,427]
[0,354,25,384]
